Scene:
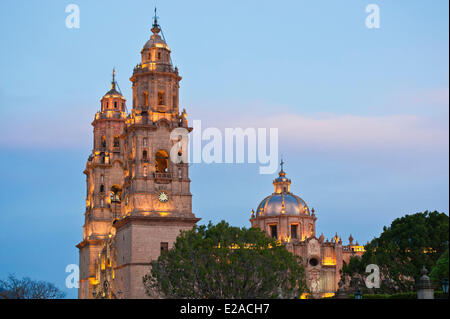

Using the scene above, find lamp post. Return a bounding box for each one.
[442,278,449,295]
[354,289,363,299]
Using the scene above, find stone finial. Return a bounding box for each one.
[417,266,434,299]
[334,233,340,243]
[348,234,354,245]
[319,233,324,243]
[251,209,255,218]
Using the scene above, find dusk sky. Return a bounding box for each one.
[0,1,448,298]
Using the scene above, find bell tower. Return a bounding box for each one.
[77,70,127,299]
[112,13,200,298]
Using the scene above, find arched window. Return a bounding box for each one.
[113,136,120,147]
[157,52,161,60]
[101,136,106,148]
[270,225,278,239]
[155,150,168,173]
[100,198,104,208]
[144,91,149,107]
[158,91,165,105]
[114,101,117,108]
[142,150,148,160]
[172,94,177,107]
[100,184,105,193]
[291,224,298,239]
[110,185,122,203]
[100,175,104,182]
[143,137,148,147]
[143,166,148,177]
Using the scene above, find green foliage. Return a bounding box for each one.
[143,221,307,298]
[430,249,449,285]
[343,211,449,293]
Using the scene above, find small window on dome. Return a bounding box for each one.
[157,52,161,60]
[114,101,117,108]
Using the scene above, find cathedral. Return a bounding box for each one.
[77,15,363,299]
[250,161,364,298]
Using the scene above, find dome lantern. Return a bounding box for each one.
[273,159,292,194]
[255,159,311,217]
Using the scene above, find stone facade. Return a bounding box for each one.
[76,16,200,299]
[77,15,363,299]
[250,163,364,298]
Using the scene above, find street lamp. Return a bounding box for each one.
[354,289,363,299]
[442,278,449,294]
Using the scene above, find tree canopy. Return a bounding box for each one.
[342,211,449,293]
[430,249,449,286]
[143,221,307,298]
[0,274,65,299]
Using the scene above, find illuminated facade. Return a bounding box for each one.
[76,13,363,300]
[250,161,364,298]
[77,16,200,299]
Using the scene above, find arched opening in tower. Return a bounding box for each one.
[155,150,168,173]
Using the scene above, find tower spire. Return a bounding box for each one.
[151,7,161,34]
[111,68,116,90]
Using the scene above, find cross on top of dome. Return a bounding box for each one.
[279,158,286,176]
[273,158,291,193]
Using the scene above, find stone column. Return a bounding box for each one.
[417,266,434,299]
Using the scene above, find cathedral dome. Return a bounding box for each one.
[257,193,310,217]
[255,161,311,217]
[143,34,169,50]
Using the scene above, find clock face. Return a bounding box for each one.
[158,191,169,203]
